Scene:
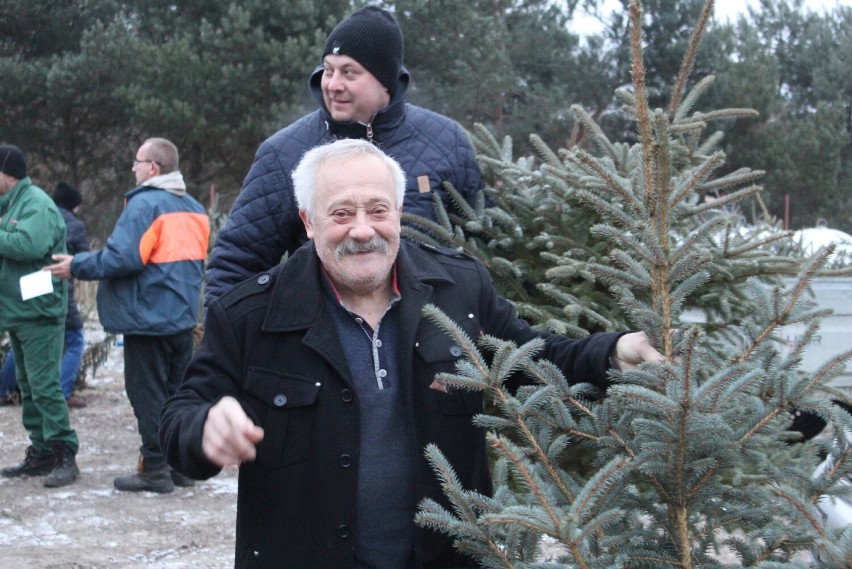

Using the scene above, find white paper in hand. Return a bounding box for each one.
[20,270,54,301]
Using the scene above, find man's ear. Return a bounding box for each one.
[299,210,314,239]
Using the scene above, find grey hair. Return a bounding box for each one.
[292,139,406,218]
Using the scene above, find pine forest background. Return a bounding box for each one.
[3,1,852,565]
[0,0,849,244]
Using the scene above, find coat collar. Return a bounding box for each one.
[261,240,455,333]
[0,176,31,209]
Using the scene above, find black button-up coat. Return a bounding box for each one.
[160,240,621,569]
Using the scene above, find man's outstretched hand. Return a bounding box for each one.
[202,396,265,467]
[612,332,664,370]
[44,254,73,279]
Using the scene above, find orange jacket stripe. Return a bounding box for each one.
[138,212,210,265]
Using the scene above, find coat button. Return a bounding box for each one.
[257,274,270,285]
[337,524,350,538]
[340,389,353,403]
[450,345,463,357]
[339,454,352,468]
[273,394,287,407]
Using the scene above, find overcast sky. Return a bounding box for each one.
[572,0,845,35]
[714,0,842,21]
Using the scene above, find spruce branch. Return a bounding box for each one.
[800,348,852,401]
[667,151,725,208]
[697,167,765,193]
[529,134,561,169]
[421,303,490,376]
[628,0,655,214]
[733,245,836,365]
[691,108,761,122]
[673,75,715,124]
[488,434,565,536]
[572,190,642,232]
[570,150,639,210]
[668,0,714,119]
[569,104,621,168]
[771,484,829,540]
[718,228,793,258]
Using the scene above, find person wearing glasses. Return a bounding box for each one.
[204,6,485,306]
[0,144,80,488]
[46,138,210,494]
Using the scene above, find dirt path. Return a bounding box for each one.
[0,338,239,569]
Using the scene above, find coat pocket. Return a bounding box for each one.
[243,367,321,470]
[415,319,484,416]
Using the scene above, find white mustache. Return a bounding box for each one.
[334,237,389,260]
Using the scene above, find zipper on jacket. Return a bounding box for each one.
[359,121,374,142]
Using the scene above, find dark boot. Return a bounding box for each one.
[114,456,174,494]
[44,443,79,488]
[170,469,196,488]
[1,445,56,478]
[0,389,21,406]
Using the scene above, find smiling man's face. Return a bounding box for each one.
[321,54,391,124]
[300,153,400,297]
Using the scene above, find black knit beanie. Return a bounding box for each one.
[0,144,27,180]
[323,6,404,96]
[53,181,83,211]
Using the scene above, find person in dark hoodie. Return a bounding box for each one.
[0,181,90,408]
[204,5,484,305]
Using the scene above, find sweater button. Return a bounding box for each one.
[337,524,350,538]
[449,345,462,357]
[273,394,287,407]
[340,389,353,403]
[257,274,270,285]
[339,454,352,468]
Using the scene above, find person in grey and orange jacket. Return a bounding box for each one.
[47,137,210,494]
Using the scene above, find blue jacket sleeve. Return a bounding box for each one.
[204,141,301,306]
[71,200,147,280]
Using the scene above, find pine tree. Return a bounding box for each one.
[411,1,852,566]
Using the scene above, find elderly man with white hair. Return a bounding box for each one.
[161,138,662,569]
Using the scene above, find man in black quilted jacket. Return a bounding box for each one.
[204,5,484,305]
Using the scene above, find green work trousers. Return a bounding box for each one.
[9,321,79,455]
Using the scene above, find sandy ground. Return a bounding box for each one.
[0,337,239,569]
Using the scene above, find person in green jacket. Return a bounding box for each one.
[0,144,79,488]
